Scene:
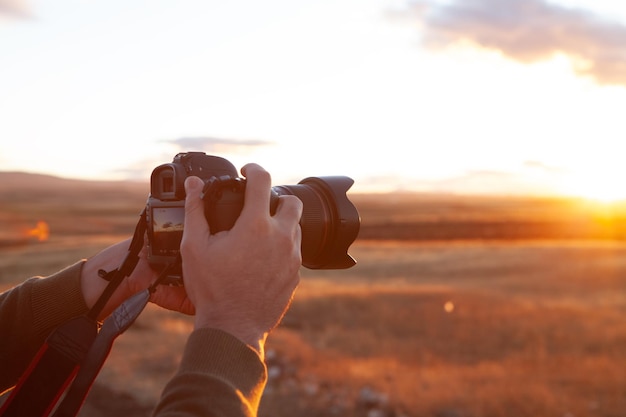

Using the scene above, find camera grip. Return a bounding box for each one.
[202,176,280,234]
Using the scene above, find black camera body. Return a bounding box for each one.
[146,152,360,280]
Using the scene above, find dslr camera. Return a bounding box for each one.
[146,152,360,282]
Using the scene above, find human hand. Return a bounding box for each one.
[81,238,195,320]
[181,164,302,357]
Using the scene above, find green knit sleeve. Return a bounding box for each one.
[153,328,268,417]
[0,261,89,393]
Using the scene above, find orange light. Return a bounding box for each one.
[28,221,50,242]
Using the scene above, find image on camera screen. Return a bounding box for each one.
[152,206,185,256]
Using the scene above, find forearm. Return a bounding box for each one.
[0,261,89,393]
[153,328,267,417]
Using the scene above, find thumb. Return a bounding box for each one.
[184,176,209,234]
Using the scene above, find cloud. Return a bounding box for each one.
[359,164,567,195]
[163,136,274,152]
[405,0,626,85]
[0,0,32,19]
[411,170,527,195]
[108,137,274,181]
[523,160,566,173]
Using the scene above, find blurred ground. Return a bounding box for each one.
[1,173,625,416]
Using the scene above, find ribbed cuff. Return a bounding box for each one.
[180,328,267,408]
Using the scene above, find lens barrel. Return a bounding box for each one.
[273,176,360,269]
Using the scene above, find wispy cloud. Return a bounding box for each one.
[523,160,566,173]
[430,169,557,195]
[360,161,568,195]
[0,0,32,19]
[163,136,274,152]
[108,137,274,180]
[404,0,626,85]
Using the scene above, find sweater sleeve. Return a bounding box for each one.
[152,328,268,417]
[0,261,90,393]
[0,264,268,416]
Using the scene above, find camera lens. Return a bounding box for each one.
[272,176,360,269]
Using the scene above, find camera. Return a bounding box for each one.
[146,152,360,281]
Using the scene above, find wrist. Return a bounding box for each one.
[80,239,133,318]
[81,258,113,310]
[193,315,266,358]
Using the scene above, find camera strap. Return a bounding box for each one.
[0,315,98,417]
[87,208,148,321]
[51,258,180,417]
[0,209,152,417]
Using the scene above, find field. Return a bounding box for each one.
[1,172,625,416]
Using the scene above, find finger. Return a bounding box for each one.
[150,285,196,315]
[183,176,210,240]
[240,163,272,219]
[274,195,303,263]
[274,194,303,224]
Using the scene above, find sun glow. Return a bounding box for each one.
[581,189,626,204]
[572,184,626,204]
[558,169,626,204]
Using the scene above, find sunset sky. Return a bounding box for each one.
[1,0,626,199]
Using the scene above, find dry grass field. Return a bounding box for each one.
[1,172,625,416]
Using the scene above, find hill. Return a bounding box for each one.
[0,171,148,200]
[0,172,149,244]
[3,172,626,243]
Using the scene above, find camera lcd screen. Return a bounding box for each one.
[151,206,185,256]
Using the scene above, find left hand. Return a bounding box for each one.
[81,238,195,320]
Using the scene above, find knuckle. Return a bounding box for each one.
[179,236,194,258]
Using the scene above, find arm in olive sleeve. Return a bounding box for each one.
[0,261,89,393]
[152,329,267,417]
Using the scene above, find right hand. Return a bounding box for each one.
[180,164,303,357]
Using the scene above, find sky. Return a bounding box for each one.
[1,0,626,199]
